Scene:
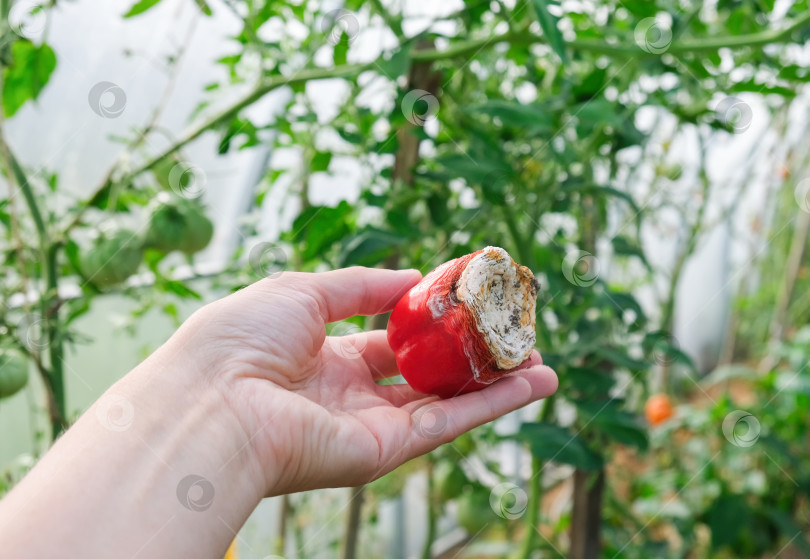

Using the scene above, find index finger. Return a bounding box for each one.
[287,267,422,323]
[406,365,558,456]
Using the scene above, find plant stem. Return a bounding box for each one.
[411,11,810,62]
[45,241,66,438]
[516,394,556,559]
[276,494,289,555]
[0,129,67,438]
[341,485,365,559]
[66,10,810,234]
[421,459,437,559]
[5,150,47,247]
[659,131,711,390]
[367,0,404,39]
[66,63,370,233]
[768,186,810,346]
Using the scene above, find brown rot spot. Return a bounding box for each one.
[455,246,538,374]
[510,308,521,329]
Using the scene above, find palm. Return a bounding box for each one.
[235,326,440,495]
[212,268,556,496]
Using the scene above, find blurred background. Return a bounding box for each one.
[2,0,810,557]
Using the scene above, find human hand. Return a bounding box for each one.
[0,266,557,559]
[179,266,558,496]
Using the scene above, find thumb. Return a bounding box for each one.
[271,267,422,323]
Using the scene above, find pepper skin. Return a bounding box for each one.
[387,247,538,398]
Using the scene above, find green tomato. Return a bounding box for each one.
[145,203,188,253]
[81,230,143,288]
[456,487,494,534]
[0,350,29,399]
[434,461,468,501]
[146,198,214,255]
[151,157,177,192]
[176,203,214,255]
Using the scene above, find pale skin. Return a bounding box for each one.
[0,267,558,558]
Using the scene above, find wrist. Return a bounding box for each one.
[0,337,268,558]
[121,338,270,508]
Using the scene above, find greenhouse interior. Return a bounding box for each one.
[2,0,810,557]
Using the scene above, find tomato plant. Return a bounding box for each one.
[3,0,810,557]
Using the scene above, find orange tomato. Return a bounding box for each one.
[645,394,674,426]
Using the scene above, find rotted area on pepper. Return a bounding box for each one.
[387,247,539,398]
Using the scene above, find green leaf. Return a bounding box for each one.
[123,0,162,18]
[729,79,797,98]
[427,191,451,225]
[338,228,405,267]
[562,367,615,399]
[620,0,658,16]
[592,346,649,371]
[560,183,641,216]
[377,43,412,80]
[64,240,82,275]
[574,400,649,451]
[611,236,649,268]
[573,68,608,101]
[311,151,333,172]
[572,98,623,136]
[143,248,167,272]
[706,494,750,550]
[161,279,202,300]
[0,201,10,229]
[65,297,91,324]
[193,0,212,16]
[642,331,695,370]
[435,153,502,184]
[779,65,810,82]
[466,100,552,132]
[600,291,647,326]
[765,508,810,556]
[337,127,364,145]
[287,201,353,261]
[515,422,603,470]
[162,303,180,322]
[218,117,259,153]
[333,32,350,66]
[530,0,567,62]
[2,41,57,117]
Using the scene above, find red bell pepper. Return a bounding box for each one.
[387,247,538,398]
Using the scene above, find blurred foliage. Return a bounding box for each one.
[2,0,810,556]
[615,329,810,557]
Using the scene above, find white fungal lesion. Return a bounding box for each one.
[456,246,538,373]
